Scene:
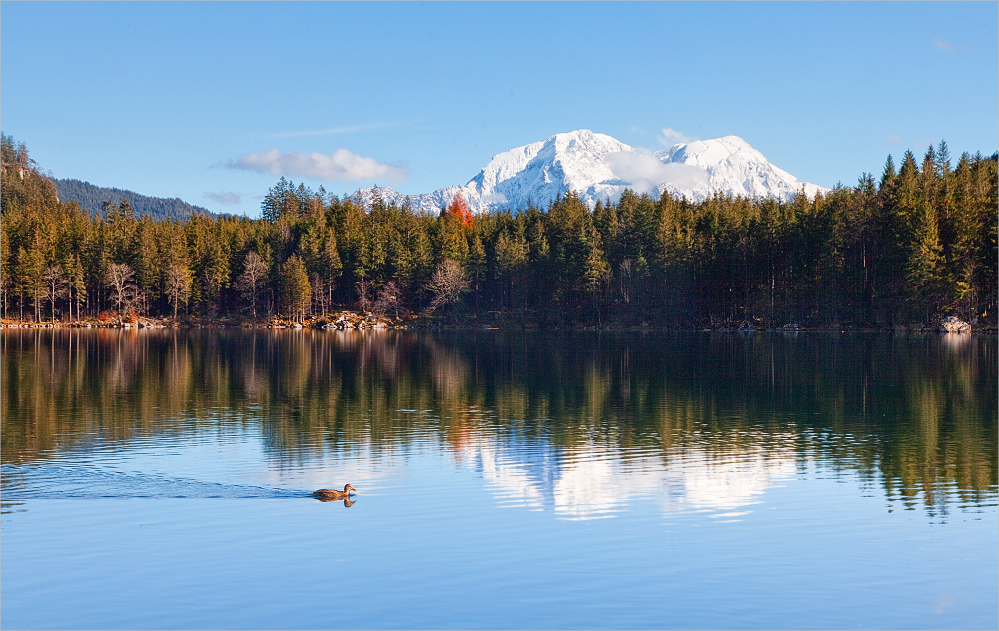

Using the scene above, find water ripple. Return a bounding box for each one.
[1,463,308,500]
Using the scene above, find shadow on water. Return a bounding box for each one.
[1,328,996,515]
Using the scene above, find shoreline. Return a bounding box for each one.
[1,315,993,334]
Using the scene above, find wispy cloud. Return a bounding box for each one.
[658,127,696,146]
[934,37,971,53]
[271,122,395,139]
[205,191,242,205]
[607,151,708,195]
[228,148,409,184]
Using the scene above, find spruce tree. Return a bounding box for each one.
[280,254,311,322]
[907,201,945,320]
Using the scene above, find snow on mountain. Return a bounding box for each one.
[655,136,827,202]
[354,130,828,214]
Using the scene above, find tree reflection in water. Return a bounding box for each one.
[2,328,995,516]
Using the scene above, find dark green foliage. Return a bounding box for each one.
[54,178,214,221]
[2,133,996,328]
[280,254,311,321]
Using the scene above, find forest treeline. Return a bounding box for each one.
[1,132,996,328]
[54,178,214,222]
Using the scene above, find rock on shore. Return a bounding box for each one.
[938,316,971,333]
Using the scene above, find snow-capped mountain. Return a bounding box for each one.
[354,129,828,214]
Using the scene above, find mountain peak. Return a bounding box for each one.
[354,130,827,214]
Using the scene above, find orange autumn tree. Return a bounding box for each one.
[447,192,474,228]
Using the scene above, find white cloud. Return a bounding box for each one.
[934,37,955,52]
[205,191,241,205]
[934,37,971,53]
[480,192,508,205]
[229,148,409,184]
[607,151,708,195]
[659,127,695,146]
[271,122,392,139]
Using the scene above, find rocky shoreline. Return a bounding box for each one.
[0,313,988,333]
[0,311,413,331]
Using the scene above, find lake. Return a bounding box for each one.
[2,328,996,629]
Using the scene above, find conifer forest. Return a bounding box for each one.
[1,133,996,329]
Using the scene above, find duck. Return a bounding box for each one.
[312,484,356,500]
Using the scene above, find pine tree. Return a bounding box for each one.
[280,254,311,322]
[17,239,48,322]
[133,215,160,313]
[907,201,945,319]
[935,140,951,179]
[583,226,610,325]
[494,227,527,310]
[65,253,87,321]
[262,177,305,223]
[106,199,138,265]
[468,233,486,315]
[299,222,341,316]
[0,221,11,318]
[879,154,897,198]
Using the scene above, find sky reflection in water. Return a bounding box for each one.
[1,329,996,629]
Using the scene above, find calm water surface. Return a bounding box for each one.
[2,329,996,629]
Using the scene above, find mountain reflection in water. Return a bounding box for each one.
[2,329,995,518]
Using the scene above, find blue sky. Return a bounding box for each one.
[2,2,996,218]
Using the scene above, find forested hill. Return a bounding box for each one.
[55,178,213,221]
[2,132,997,329]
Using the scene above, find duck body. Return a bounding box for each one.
[313,484,356,500]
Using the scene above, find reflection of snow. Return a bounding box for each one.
[678,454,796,511]
[260,424,798,519]
[479,443,546,508]
[553,449,622,519]
[474,437,797,520]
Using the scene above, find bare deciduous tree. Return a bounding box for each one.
[310,272,324,317]
[164,264,192,320]
[425,259,470,315]
[235,251,268,319]
[356,279,373,313]
[373,280,403,319]
[106,263,135,315]
[43,264,68,323]
[121,285,145,320]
